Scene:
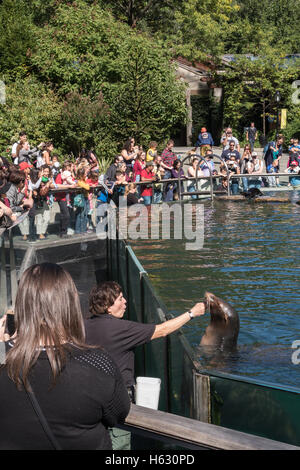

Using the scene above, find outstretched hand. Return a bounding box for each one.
[190,302,206,317]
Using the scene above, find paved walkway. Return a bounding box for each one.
[174,146,290,184]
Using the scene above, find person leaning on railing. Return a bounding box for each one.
[6,170,33,240]
[285,160,300,187]
[140,161,156,206]
[85,281,205,450]
[247,152,263,190]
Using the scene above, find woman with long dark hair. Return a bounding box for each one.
[0,263,130,450]
[121,137,139,169]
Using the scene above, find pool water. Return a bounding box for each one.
[129,193,300,388]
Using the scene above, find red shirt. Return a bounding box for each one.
[141,169,154,196]
[133,160,145,179]
[86,179,98,186]
[55,173,67,201]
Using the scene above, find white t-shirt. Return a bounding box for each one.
[11,141,20,155]
[221,136,239,151]
[12,141,31,164]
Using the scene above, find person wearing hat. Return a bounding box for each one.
[285,160,300,187]
[19,161,33,172]
[140,161,156,206]
[194,127,214,157]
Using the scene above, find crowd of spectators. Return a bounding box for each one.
[1,128,300,237]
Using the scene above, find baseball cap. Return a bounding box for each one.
[201,127,207,132]
[19,162,33,170]
[291,161,298,166]
[252,152,258,157]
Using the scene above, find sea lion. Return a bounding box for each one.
[240,188,263,199]
[200,292,239,351]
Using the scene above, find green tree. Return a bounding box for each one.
[0,0,34,76]
[217,53,299,139]
[29,0,187,147]
[102,36,187,145]
[99,0,183,32]
[0,76,61,153]
[55,91,115,159]
[235,0,300,54]
[170,0,240,62]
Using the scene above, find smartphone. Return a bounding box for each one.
[5,313,16,337]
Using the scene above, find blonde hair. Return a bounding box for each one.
[77,158,89,170]
[124,183,137,197]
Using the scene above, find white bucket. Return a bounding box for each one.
[135,377,161,410]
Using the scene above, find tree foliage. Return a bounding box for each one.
[55,91,112,158]
[0,0,34,76]
[217,53,299,138]
[0,76,61,151]
[29,1,187,148]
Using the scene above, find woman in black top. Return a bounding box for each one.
[0,263,130,450]
[85,281,205,389]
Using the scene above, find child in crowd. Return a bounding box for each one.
[112,170,128,207]
[86,170,99,231]
[146,141,158,162]
[124,183,143,206]
[61,161,75,207]
[51,155,61,179]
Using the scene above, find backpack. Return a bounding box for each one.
[73,193,85,208]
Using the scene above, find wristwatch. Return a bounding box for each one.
[188,310,194,319]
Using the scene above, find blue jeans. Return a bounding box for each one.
[242,177,248,192]
[290,176,300,187]
[75,197,89,233]
[188,184,197,199]
[266,165,277,187]
[143,195,152,206]
[153,190,162,204]
[230,180,240,195]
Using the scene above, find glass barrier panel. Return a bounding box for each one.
[208,372,300,446]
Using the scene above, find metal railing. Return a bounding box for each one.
[44,155,297,207]
[0,213,28,314]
